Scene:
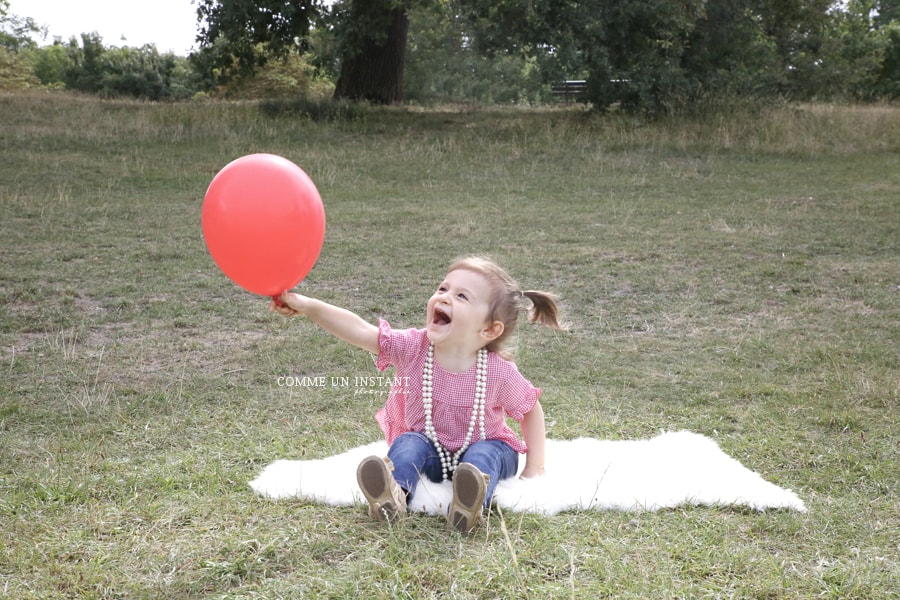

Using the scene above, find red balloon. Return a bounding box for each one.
[202,154,325,297]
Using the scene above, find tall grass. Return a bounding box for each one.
[1,91,897,598]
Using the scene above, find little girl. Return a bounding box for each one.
[272,256,565,532]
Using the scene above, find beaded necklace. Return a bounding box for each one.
[421,344,488,480]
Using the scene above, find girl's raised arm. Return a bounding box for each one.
[272,292,380,355]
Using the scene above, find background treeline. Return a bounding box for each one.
[2,0,898,111]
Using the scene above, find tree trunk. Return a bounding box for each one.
[333,4,409,104]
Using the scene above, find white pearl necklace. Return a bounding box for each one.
[422,344,488,481]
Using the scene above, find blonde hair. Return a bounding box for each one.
[446,256,566,360]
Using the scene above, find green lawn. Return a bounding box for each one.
[1,93,898,598]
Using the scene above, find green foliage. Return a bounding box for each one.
[27,33,201,100]
[62,33,106,93]
[5,0,900,107]
[585,0,707,113]
[459,0,900,113]
[221,53,335,99]
[99,45,179,100]
[328,0,412,103]
[876,25,900,96]
[834,0,900,99]
[194,0,320,80]
[31,43,66,87]
[405,3,543,104]
[0,0,42,52]
[0,47,37,90]
[458,0,709,113]
[0,0,43,90]
[682,1,782,99]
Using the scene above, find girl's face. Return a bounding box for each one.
[425,268,496,351]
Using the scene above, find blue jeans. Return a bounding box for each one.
[387,432,519,510]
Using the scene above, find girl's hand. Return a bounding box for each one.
[519,464,545,479]
[270,294,380,353]
[270,292,306,317]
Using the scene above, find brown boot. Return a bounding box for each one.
[448,463,489,533]
[357,456,407,522]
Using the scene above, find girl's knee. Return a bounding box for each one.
[461,441,518,480]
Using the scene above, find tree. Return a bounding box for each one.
[0,0,43,51]
[31,42,67,87]
[330,0,410,103]
[47,32,195,100]
[460,0,898,111]
[192,0,898,109]
[194,0,320,78]
[0,0,43,90]
[404,2,543,104]
[63,32,106,93]
[459,0,707,113]
[681,0,783,99]
[194,0,414,103]
[99,45,180,100]
[871,0,900,97]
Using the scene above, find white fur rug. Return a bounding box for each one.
[250,431,806,515]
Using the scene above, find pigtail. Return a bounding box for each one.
[522,290,567,330]
[446,256,567,359]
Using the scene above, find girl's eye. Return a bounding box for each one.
[457,293,468,301]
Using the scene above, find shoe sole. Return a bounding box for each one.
[357,456,401,521]
[449,463,487,533]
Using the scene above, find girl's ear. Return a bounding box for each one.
[481,320,505,341]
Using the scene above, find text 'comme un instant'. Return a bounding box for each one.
[276,375,410,390]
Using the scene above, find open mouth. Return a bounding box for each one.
[432,306,452,326]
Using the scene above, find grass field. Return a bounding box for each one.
[1,92,898,598]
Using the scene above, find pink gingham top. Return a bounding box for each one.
[374,319,540,453]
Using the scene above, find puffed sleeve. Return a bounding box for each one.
[496,359,541,422]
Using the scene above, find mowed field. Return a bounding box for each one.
[1,92,898,598]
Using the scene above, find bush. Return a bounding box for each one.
[95,45,174,100]
[28,33,202,100]
[199,52,334,100]
[31,44,67,87]
[0,46,38,90]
